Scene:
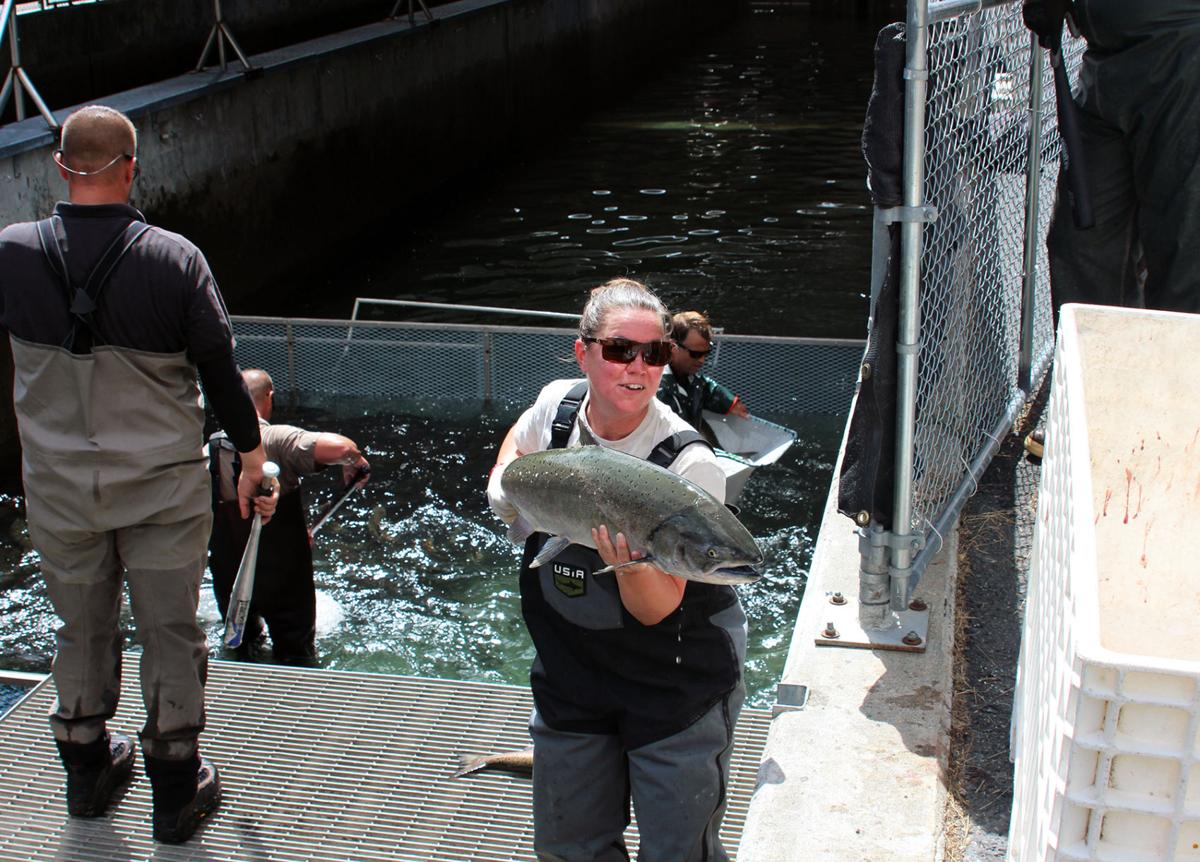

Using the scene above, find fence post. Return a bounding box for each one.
[1018,34,1046,394]
[885,0,931,616]
[285,319,297,407]
[482,332,493,405]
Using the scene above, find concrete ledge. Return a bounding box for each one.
[739,442,954,860]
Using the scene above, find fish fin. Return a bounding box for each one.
[529,535,571,567]
[506,514,534,544]
[576,418,600,447]
[593,555,657,576]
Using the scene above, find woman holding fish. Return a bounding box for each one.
[487,278,755,861]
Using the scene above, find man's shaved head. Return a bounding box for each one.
[59,105,137,174]
[242,369,274,413]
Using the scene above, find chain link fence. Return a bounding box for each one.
[230,316,864,417]
[906,1,1083,549]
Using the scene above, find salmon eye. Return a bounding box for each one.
[707,548,719,559]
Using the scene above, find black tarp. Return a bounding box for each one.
[836,22,905,530]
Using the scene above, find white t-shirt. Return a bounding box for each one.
[510,378,726,502]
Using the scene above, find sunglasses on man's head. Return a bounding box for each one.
[583,337,673,367]
[676,342,711,360]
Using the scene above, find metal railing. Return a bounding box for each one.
[853,0,1084,625]
[229,315,864,417]
[0,0,56,128]
[4,0,439,129]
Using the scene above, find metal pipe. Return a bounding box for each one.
[908,390,1025,580]
[869,208,892,313]
[285,318,296,403]
[0,668,46,687]
[16,66,56,127]
[6,0,23,121]
[858,522,891,630]
[482,331,493,404]
[0,0,14,46]
[3,5,56,129]
[1018,34,1046,393]
[889,0,931,610]
[928,0,979,23]
[352,298,582,322]
[929,0,1010,23]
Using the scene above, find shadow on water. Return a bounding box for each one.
[0,398,842,709]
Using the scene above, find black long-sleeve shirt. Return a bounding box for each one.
[0,201,260,452]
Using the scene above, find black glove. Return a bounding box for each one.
[1022,0,1073,50]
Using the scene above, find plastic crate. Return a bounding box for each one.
[1009,305,1200,861]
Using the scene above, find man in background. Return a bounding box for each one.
[209,368,369,666]
[657,310,749,433]
[1035,0,1200,314]
[0,104,275,843]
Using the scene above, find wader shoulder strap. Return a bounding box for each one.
[647,430,711,469]
[208,431,242,506]
[35,215,152,352]
[549,381,589,450]
[550,381,709,466]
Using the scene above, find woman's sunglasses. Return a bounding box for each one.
[583,337,673,367]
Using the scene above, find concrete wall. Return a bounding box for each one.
[0,0,737,468]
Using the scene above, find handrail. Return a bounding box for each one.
[928,0,1010,24]
[350,297,582,323]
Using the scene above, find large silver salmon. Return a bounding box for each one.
[501,443,763,585]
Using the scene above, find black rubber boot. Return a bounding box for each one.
[56,732,136,817]
[144,753,222,843]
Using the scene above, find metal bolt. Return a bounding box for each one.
[861,362,873,381]
[823,622,839,639]
[902,631,922,646]
[854,510,870,527]
[908,598,927,612]
[830,592,846,606]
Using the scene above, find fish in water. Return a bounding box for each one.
[453,745,534,779]
[500,430,764,585]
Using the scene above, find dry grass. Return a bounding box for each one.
[956,508,1014,556]
[942,534,976,862]
[944,503,1024,860]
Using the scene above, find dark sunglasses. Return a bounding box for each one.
[583,337,673,367]
[676,342,712,360]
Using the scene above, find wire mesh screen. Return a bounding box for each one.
[230,317,863,416]
[908,1,1084,535]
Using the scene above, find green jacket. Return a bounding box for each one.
[656,368,737,430]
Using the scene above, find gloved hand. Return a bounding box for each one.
[487,461,519,525]
[1022,0,1073,49]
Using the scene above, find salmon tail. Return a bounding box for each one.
[452,755,489,778]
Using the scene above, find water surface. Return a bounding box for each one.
[0,5,875,709]
[0,400,841,708]
[290,5,876,339]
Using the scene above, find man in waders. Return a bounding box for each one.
[1030,0,1200,313]
[0,105,277,843]
[209,368,369,665]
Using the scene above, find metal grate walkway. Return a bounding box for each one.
[0,655,771,861]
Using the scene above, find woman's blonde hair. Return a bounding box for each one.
[578,278,670,339]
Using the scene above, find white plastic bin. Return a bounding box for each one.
[1009,305,1200,861]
